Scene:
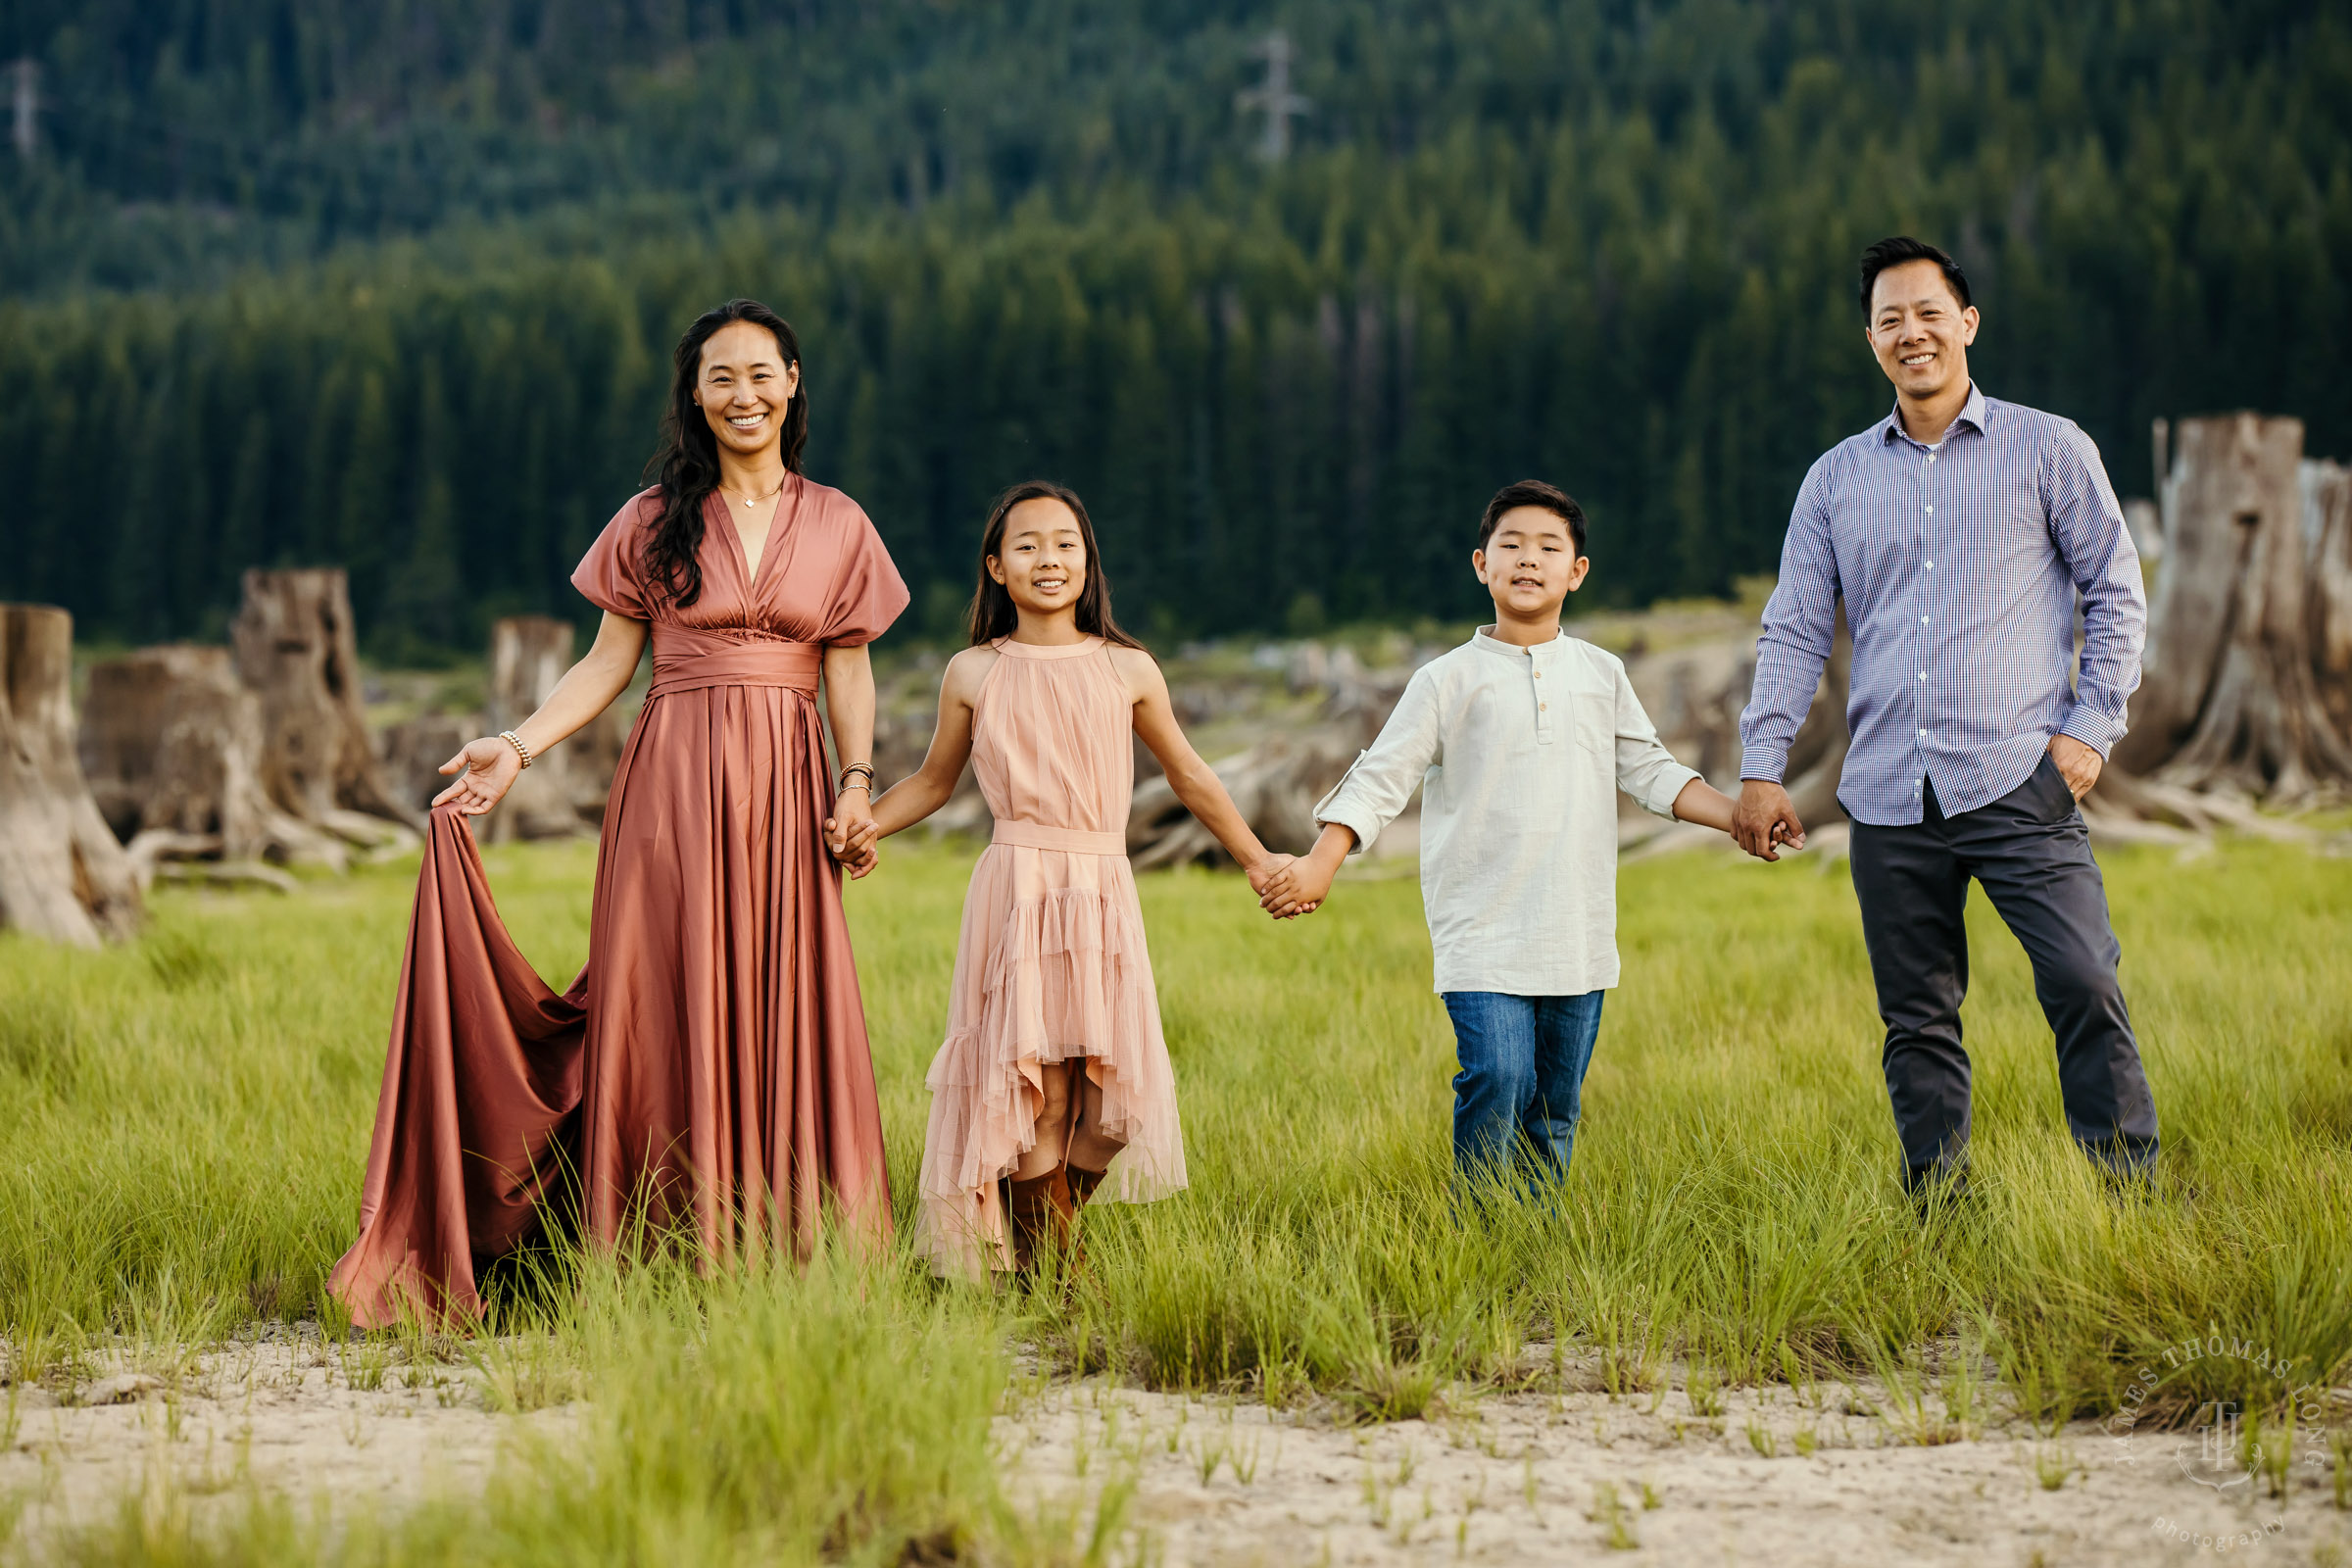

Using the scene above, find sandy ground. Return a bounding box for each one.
[0,1327,575,1551]
[998,1363,2352,1567]
[4,1333,2348,1565]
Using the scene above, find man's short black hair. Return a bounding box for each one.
[1859,236,1972,319]
[1479,479,1588,556]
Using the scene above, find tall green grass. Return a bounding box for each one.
[2,833,2348,1559]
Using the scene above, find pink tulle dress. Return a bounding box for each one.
[914,636,1188,1278]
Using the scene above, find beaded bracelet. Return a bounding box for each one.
[499,730,535,769]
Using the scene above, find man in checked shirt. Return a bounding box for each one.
[1734,236,2160,1205]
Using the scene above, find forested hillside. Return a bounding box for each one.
[3,0,2347,654]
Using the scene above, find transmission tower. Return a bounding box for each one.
[1236,30,1310,162]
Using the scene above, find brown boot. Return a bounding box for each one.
[1063,1166,1108,1275]
[1004,1166,1072,1273]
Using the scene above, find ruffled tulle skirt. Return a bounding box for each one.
[913,844,1187,1278]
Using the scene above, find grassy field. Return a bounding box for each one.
[2,831,2349,1561]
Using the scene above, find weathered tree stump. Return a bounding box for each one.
[231,568,421,841]
[480,614,604,843]
[0,605,143,945]
[79,645,346,874]
[2116,414,2352,800]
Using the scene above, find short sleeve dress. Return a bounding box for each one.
[331,474,908,1328]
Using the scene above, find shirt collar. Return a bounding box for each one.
[1881,381,1988,448]
[1472,625,1567,658]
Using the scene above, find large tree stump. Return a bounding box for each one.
[80,645,346,873]
[480,614,605,843]
[231,568,422,844]
[0,605,143,945]
[2116,414,2352,799]
[2308,459,2352,741]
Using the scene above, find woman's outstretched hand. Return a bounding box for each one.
[433,737,524,815]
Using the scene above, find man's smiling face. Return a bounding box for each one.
[1868,258,1979,404]
[1473,506,1590,623]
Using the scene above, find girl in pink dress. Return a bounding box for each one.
[846,480,1299,1279]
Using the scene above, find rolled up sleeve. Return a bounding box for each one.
[1614,663,1702,818]
[1313,667,1441,857]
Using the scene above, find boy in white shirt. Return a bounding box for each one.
[1261,480,1754,1190]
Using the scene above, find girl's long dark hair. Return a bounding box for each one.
[641,299,810,608]
[966,480,1146,649]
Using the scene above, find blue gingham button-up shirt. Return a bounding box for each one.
[1738,384,2146,826]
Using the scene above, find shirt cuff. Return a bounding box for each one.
[1739,744,1789,783]
[1638,764,1703,820]
[2056,706,2126,758]
[1313,802,1382,858]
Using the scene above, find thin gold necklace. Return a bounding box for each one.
[729,474,787,509]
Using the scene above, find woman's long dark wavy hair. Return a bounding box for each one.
[966,480,1146,649]
[640,299,810,608]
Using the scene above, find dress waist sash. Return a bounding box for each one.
[648,626,822,698]
[990,821,1127,857]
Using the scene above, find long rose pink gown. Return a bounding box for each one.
[915,636,1187,1279]
[330,476,906,1328]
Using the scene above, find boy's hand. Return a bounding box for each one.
[1260,838,1344,917]
[1247,854,1314,919]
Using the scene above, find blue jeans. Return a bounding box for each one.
[1442,991,1606,1189]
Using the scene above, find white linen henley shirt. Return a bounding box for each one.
[1312,627,1699,997]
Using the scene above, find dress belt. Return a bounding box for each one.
[647,627,822,698]
[990,821,1128,857]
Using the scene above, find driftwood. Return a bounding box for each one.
[1127,730,1364,870]
[2114,415,2352,800]
[80,644,352,876]
[0,604,143,945]
[231,568,421,842]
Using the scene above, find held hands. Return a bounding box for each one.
[1248,853,1321,919]
[1256,828,1349,918]
[433,737,524,815]
[1731,780,1806,861]
[825,788,881,880]
[2047,734,2102,801]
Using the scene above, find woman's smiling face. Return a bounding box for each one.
[692,320,801,461]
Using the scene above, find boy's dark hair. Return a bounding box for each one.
[1478,479,1588,557]
[1858,236,1972,319]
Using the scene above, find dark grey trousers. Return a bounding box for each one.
[1846,754,2160,1186]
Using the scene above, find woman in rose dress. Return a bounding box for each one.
[330,299,906,1328]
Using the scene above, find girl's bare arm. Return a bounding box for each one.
[841,648,992,865]
[434,612,648,814]
[1111,646,1288,888]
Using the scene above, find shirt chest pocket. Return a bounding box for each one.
[1562,683,1617,757]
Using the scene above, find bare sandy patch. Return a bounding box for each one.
[1,1327,575,1551]
[998,1364,2352,1567]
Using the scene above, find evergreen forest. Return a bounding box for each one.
[2,0,2347,655]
